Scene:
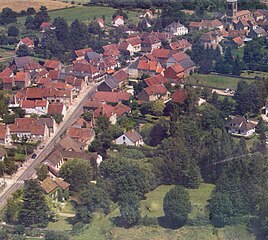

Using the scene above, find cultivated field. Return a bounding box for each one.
[0,0,73,12]
[18,6,140,25]
[189,73,253,90]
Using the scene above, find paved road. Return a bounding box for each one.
[0,83,98,209]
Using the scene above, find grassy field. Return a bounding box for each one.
[0,48,15,63]
[18,6,140,25]
[73,183,255,240]
[189,73,252,90]
[0,0,72,12]
[46,216,72,231]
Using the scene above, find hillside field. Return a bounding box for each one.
[18,6,140,25]
[0,0,72,12]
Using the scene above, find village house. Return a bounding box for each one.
[43,60,63,71]
[40,22,51,32]
[12,56,32,71]
[97,76,120,92]
[93,104,117,125]
[165,21,188,36]
[36,117,57,137]
[189,19,223,31]
[128,58,163,78]
[113,15,124,27]
[103,44,121,59]
[71,62,106,82]
[44,147,102,176]
[231,36,245,48]
[164,63,185,81]
[171,89,187,104]
[169,39,192,52]
[14,72,31,89]
[92,91,131,104]
[83,100,103,112]
[166,51,191,68]
[141,34,162,53]
[47,103,67,117]
[151,49,178,68]
[0,125,11,145]
[40,177,70,202]
[116,129,144,146]
[59,136,85,152]
[16,37,34,51]
[74,48,93,61]
[140,10,154,19]
[144,74,167,87]
[225,116,256,137]
[126,36,142,53]
[20,99,48,115]
[96,18,105,28]
[67,127,95,144]
[138,84,169,102]
[9,118,50,142]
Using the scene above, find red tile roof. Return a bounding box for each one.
[73,63,99,74]
[171,52,190,62]
[93,91,131,103]
[144,75,167,87]
[103,44,121,57]
[67,127,94,143]
[169,39,192,50]
[169,63,185,73]
[113,103,131,117]
[93,104,115,118]
[43,60,61,69]
[0,125,7,140]
[75,48,93,58]
[40,22,51,29]
[15,72,29,82]
[0,68,13,79]
[47,103,64,115]
[20,37,33,46]
[114,15,123,22]
[126,36,142,46]
[151,49,173,59]
[2,76,13,83]
[144,84,167,96]
[113,69,128,82]
[232,36,244,46]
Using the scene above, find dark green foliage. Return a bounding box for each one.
[201,104,224,130]
[0,229,8,240]
[53,113,63,124]
[25,16,35,29]
[75,184,111,223]
[26,7,36,15]
[163,185,191,228]
[118,192,141,228]
[208,192,233,227]
[69,20,90,50]
[8,26,19,37]
[60,159,93,192]
[16,45,30,57]
[45,231,70,240]
[18,179,49,227]
[0,8,17,25]
[34,9,49,29]
[234,81,263,115]
[35,164,48,181]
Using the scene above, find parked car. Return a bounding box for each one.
[31,153,37,159]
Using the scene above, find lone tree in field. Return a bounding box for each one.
[18,179,49,227]
[163,185,191,228]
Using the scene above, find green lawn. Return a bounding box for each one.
[18,6,140,25]
[46,216,72,231]
[74,183,254,240]
[189,73,252,90]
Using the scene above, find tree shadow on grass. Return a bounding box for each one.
[157,216,186,229]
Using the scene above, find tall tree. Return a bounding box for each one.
[69,20,90,50]
[163,185,191,228]
[18,180,49,227]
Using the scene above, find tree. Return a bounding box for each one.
[18,179,49,227]
[7,26,19,37]
[45,231,70,240]
[201,104,224,130]
[53,113,63,124]
[60,159,93,192]
[75,184,111,223]
[0,8,17,25]
[232,56,245,76]
[83,112,93,122]
[26,7,36,15]
[118,192,141,228]
[35,164,48,181]
[34,9,49,29]
[152,100,165,116]
[163,185,191,228]
[4,158,18,175]
[16,45,30,57]
[54,17,69,46]
[69,20,90,50]
[25,16,35,29]
[243,40,262,67]
[208,192,233,227]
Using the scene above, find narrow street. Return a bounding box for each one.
[0,83,98,210]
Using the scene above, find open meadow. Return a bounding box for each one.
[17,6,140,25]
[0,0,73,12]
[44,183,255,240]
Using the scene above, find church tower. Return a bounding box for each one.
[226,0,237,19]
